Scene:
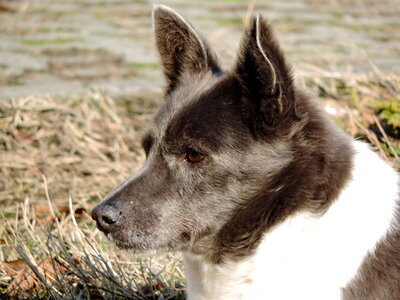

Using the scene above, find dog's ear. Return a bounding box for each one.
[153,5,221,95]
[235,15,296,135]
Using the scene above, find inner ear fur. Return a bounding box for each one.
[235,15,296,134]
[153,5,221,95]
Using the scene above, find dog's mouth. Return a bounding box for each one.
[103,227,195,256]
[92,202,203,254]
[103,233,154,256]
[110,236,147,251]
[104,229,150,250]
[92,203,168,253]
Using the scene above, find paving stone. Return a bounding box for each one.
[0,74,86,99]
[0,51,47,73]
[0,0,398,100]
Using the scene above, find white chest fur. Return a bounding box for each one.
[184,141,399,300]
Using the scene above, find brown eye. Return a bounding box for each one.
[185,149,206,163]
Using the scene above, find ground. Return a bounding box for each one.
[1,0,399,99]
[0,0,399,299]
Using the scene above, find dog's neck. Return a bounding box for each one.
[190,88,354,264]
[184,140,399,300]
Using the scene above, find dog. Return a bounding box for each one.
[92,5,400,300]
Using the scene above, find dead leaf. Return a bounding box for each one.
[16,131,33,140]
[5,263,38,295]
[74,207,87,221]
[74,207,86,215]
[34,203,51,215]
[3,257,69,296]
[154,282,164,290]
[34,202,88,223]
[1,259,27,276]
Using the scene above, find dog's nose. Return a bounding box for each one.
[91,203,121,233]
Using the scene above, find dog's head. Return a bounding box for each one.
[92,5,303,255]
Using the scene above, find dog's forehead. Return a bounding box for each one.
[144,72,247,155]
[153,72,224,137]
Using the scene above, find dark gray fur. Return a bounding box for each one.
[92,7,400,298]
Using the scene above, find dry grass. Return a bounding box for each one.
[0,69,399,299]
[0,91,185,299]
[299,66,400,169]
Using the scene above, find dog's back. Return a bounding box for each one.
[92,6,400,299]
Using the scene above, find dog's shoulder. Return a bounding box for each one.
[253,140,399,299]
[250,140,398,298]
[341,142,400,299]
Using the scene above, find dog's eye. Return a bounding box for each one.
[185,149,206,163]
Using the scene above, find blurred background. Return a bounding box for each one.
[0,0,399,298]
[0,0,399,99]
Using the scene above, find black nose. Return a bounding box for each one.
[91,203,121,234]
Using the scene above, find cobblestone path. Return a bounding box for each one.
[0,0,399,99]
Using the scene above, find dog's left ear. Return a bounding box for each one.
[153,5,221,95]
[235,15,296,134]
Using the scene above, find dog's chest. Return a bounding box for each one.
[184,214,346,300]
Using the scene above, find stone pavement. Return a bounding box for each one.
[0,0,399,100]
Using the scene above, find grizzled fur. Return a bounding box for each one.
[92,5,400,300]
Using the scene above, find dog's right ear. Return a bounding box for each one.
[234,15,296,136]
[153,5,221,95]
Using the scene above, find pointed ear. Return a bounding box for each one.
[152,5,221,94]
[235,15,296,134]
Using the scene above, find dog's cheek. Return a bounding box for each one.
[118,207,162,245]
[141,162,239,247]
